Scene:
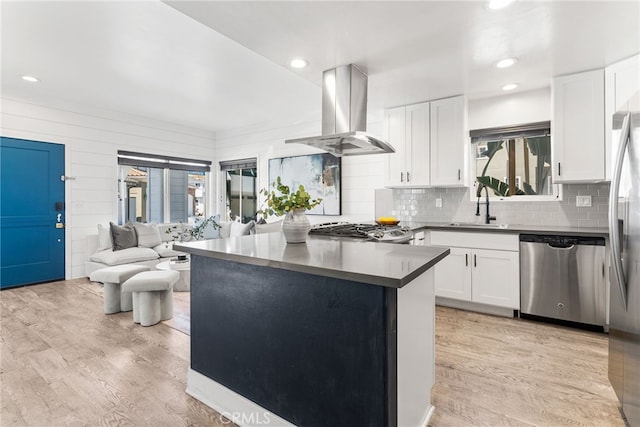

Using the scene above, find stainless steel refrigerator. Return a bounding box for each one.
[609,95,640,427]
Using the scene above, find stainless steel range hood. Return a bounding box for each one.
[285,64,395,156]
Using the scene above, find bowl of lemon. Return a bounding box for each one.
[375,216,400,226]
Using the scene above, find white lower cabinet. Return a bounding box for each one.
[433,247,472,300]
[430,231,520,310]
[471,249,519,308]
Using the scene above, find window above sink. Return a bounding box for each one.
[469,121,563,202]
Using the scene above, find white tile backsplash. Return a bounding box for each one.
[392,183,610,228]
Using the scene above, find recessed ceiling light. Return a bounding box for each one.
[487,0,515,10]
[289,58,309,69]
[22,75,40,83]
[495,58,518,69]
[502,83,519,91]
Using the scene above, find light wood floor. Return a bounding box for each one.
[1,279,227,426]
[429,308,625,427]
[1,279,625,426]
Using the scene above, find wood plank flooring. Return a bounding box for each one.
[1,278,625,426]
[1,279,228,427]
[430,307,625,427]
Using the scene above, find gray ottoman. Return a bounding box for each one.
[89,264,151,314]
[122,270,179,326]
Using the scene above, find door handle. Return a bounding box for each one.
[609,112,630,310]
[400,172,404,183]
[473,254,477,267]
[558,162,561,176]
[407,171,410,182]
[465,253,468,266]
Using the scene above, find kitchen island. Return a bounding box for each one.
[175,233,449,427]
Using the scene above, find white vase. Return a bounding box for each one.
[282,208,310,243]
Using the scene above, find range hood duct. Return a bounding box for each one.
[285,64,395,156]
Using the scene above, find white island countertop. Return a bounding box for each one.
[175,232,449,288]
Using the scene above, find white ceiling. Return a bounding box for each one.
[2,1,639,134]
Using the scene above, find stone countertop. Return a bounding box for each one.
[175,233,450,289]
[404,221,609,237]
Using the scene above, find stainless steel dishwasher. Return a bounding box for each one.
[520,234,606,327]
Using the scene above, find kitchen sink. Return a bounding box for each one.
[448,222,509,229]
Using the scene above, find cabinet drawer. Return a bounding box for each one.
[430,231,519,251]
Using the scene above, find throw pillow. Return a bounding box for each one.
[201,214,221,239]
[218,221,232,238]
[134,222,162,248]
[230,220,255,237]
[97,224,112,251]
[156,224,175,242]
[110,222,138,251]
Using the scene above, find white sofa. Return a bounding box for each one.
[85,219,255,276]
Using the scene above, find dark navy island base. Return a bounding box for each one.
[176,233,449,427]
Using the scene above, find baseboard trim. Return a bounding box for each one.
[436,297,516,317]
[186,368,429,426]
[186,368,295,427]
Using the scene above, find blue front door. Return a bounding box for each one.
[1,137,65,288]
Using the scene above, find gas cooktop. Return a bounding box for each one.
[309,222,412,244]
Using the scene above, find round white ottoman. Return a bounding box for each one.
[122,270,179,326]
[89,264,151,314]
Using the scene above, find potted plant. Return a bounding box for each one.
[258,176,322,243]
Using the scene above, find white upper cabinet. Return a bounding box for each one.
[605,54,640,180]
[385,106,408,187]
[385,95,466,188]
[384,102,430,187]
[551,69,605,182]
[430,95,466,186]
[407,103,431,185]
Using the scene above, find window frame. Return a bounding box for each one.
[468,121,563,202]
[219,158,258,223]
[117,151,211,224]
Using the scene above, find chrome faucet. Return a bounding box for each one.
[475,184,497,224]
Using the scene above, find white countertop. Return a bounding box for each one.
[405,221,609,237]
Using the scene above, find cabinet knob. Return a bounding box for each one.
[407,171,411,182]
[400,172,404,182]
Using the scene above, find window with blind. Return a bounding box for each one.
[470,121,561,201]
[117,151,211,224]
[220,158,257,223]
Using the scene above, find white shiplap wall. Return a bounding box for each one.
[1,97,215,278]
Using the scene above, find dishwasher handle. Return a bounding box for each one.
[547,242,575,250]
